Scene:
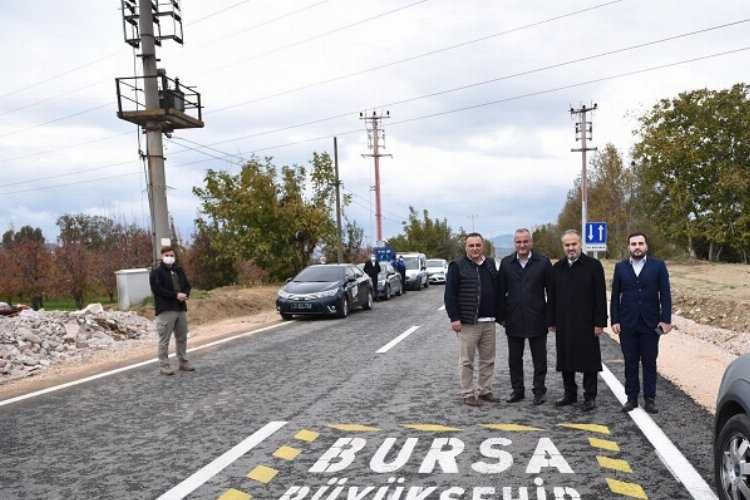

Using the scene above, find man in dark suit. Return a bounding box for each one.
[611,232,672,414]
[499,228,553,405]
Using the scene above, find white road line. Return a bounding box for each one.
[599,363,717,500]
[376,325,421,354]
[156,421,287,500]
[0,322,292,408]
[437,305,445,311]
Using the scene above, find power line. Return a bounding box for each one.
[186,0,257,27]
[0,102,112,140]
[207,0,433,73]
[0,130,132,164]
[208,0,625,115]
[0,80,109,118]
[2,45,748,196]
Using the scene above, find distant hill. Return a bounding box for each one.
[490,233,514,258]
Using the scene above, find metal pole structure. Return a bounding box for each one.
[139,1,171,264]
[361,110,392,245]
[570,103,598,252]
[333,137,344,264]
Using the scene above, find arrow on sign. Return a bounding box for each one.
[598,224,605,242]
[588,224,594,242]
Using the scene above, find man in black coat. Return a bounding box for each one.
[149,246,194,376]
[611,232,672,414]
[499,228,553,405]
[549,230,607,412]
[363,254,381,293]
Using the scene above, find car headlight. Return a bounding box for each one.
[314,289,339,298]
[378,280,385,286]
[278,289,291,299]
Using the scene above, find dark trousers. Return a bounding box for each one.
[507,334,547,396]
[562,371,598,400]
[620,327,660,400]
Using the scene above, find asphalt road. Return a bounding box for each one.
[0,286,717,499]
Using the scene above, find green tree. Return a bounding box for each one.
[388,207,464,259]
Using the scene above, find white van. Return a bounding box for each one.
[397,252,429,290]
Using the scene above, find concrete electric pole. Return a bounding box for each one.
[116,0,203,264]
[360,110,392,244]
[333,136,344,264]
[570,103,598,246]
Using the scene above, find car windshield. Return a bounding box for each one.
[403,257,420,269]
[293,266,344,282]
[426,260,445,268]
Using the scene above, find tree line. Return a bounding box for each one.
[533,83,750,263]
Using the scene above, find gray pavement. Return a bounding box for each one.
[0,286,716,499]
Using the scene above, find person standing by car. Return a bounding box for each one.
[363,254,381,291]
[611,232,672,414]
[548,230,607,412]
[149,247,194,376]
[395,256,407,293]
[499,228,553,405]
[444,233,502,407]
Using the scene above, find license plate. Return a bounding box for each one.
[291,302,312,310]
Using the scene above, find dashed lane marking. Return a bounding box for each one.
[589,437,621,452]
[481,423,544,432]
[0,322,292,408]
[327,424,381,432]
[401,424,462,432]
[558,423,611,435]
[375,325,421,353]
[156,421,287,500]
[247,464,278,484]
[597,455,634,473]
[217,488,251,500]
[600,363,718,499]
[294,429,319,442]
[438,305,446,311]
[606,478,649,499]
[273,446,301,461]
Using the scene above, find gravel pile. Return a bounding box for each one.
[0,304,154,382]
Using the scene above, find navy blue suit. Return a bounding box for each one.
[610,257,671,400]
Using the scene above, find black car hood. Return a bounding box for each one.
[285,281,341,293]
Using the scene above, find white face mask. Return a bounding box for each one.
[162,256,176,265]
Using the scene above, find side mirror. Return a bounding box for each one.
[284,277,292,284]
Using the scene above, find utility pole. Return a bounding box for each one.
[360,110,392,244]
[570,103,598,249]
[333,136,344,264]
[468,214,478,233]
[116,0,203,264]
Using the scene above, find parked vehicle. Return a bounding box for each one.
[425,258,448,284]
[714,352,750,499]
[397,252,429,290]
[276,264,373,320]
[356,262,403,300]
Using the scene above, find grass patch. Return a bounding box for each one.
[42,296,116,311]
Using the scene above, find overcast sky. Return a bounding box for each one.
[1,0,748,246]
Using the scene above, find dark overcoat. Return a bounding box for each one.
[549,253,607,372]
[363,260,381,287]
[499,252,553,337]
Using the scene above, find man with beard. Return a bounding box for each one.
[549,230,607,412]
[499,228,553,405]
[611,233,672,414]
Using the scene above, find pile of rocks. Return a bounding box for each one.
[0,304,155,381]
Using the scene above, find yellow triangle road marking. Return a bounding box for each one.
[401,424,462,432]
[589,437,621,452]
[481,423,544,432]
[597,455,633,473]
[294,429,319,442]
[327,424,381,432]
[558,423,611,435]
[247,465,278,484]
[218,489,251,500]
[273,446,301,461]
[606,478,648,499]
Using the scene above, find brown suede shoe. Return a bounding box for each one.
[463,396,482,407]
[479,393,500,403]
[160,365,175,376]
[178,361,195,372]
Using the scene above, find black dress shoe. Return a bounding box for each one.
[479,393,500,403]
[622,399,638,413]
[554,395,577,407]
[533,394,546,406]
[506,393,525,403]
[644,398,658,414]
[582,399,596,412]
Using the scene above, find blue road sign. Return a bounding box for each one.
[585,222,608,246]
[374,245,395,262]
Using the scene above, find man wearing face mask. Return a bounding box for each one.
[363,254,381,293]
[149,246,194,376]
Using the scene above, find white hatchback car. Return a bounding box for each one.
[426,258,449,284]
